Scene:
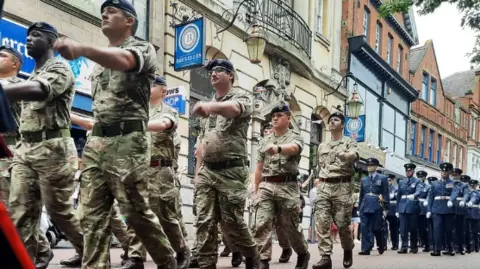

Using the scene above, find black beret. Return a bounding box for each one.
[366,158,380,166]
[263,123,273,129]
[271,102,290,114]
[0,45,23,66]
[427,177,438,182]
[416,171,427,178]
[404,163,416,171]
[440,162,454,172]
[154,76,166,86]
[453,168,463,175]
[101,0,137,17]
[205,59,235,73]
[27,22,58,37]
[328,111,345,123]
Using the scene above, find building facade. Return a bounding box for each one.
[443,69,480,178]
[408,40,469,178]
[340,0,419,179]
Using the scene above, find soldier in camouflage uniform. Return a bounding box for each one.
[192,59,259,269]
[253,103,310,269]
[312,112,358,269]
[2,22,85,267]
[54,1,176,268]
[124,76,191,269]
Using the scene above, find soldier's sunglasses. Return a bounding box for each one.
[208,66,228,75]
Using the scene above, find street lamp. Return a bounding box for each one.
[217,0,266,64]
[325,72,364,119]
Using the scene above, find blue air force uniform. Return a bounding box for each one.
[428,162,459,256]
[416,171,431,252]
[453,174,470,254]
[465,180,480,253]
[386,174,399,250]
[358,158,389,255]
[396,163,421,253]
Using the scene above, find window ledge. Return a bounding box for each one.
[315,33,331,50]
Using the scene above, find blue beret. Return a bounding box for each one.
[101,0,137,17]
[404,163,416,171]
[205,59,235,73]
[328,112,345,123]
[271,102,290,114]
[366,158,379,166]
[0,45,23,66]
[453,168,463,175]
[27,22,58,37]
[416,171,427,178]
[154,76,166,86]
[440,162,453,172]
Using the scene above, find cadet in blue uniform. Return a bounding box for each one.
[465,179,479,253]
[386,174,399,250]
[452,173,469,255]
[396,163,421,253]
[427,162,458,256]
[416,171,430,252]
[425,177,438,251]
[358,158,389,255]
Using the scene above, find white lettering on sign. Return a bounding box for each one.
[166,86,187,98]
[2,38,32,59]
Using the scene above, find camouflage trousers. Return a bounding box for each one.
[174,172,188,239]
[79,133,174,269]
[110,202,130,253]
[271,217,291,250]
[253,181,307,261]
[195,165,258,268]
[8,137,84,259]
[315,180,354,256]
[0,157,11,206]
[128,166,187,260]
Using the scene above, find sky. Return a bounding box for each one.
[413,3,476,78]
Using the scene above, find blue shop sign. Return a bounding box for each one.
[174,17,206,71]
[344,115,365,142]
[164,86,186,115]
[0,18,34,76]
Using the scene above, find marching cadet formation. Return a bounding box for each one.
[0,1,480,269]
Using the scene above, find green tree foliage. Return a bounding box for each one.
[379,0,480,66]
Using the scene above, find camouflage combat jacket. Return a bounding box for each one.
[148,102,179,160]
[317,136,358,179]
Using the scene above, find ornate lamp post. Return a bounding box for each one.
[217,0,267,64]
[325,72,364,119]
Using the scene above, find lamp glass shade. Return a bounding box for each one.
[346,89,364,118]
[246,25,266,64]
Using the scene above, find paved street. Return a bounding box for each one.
[48,242,480,269]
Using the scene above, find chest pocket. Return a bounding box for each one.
[90,68,104,98]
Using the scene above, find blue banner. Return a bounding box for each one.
[344,115,365,142]
[0,18,34,76]
[174,17,206,71]
[164,86,186,115]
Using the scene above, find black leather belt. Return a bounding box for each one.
[21,129,70,143]
[204,159,248,171]
[92,120,146,137]
[263,175,297,183]
[150,159,173,167]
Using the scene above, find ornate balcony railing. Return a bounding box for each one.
[245,0,312,58]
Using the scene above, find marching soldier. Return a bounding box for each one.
[425,177,438,252]
[452,173,470,255]
[2,22,85,266]
[253,103,310,269]
[396,163,421,253]
[416,171,430,252]
[54,1,177,268]
[427,162,458,256]
[312,112,358,269]
[465,179,479,253]
[386,174,399,250]
[191,58,259,269]
[357,158,389,255]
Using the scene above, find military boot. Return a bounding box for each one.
[121,252,129,266]
[259,260,269,269]
[59,253,82,267]
[295,251,310,269]
[35,249,54,269]
[231,252,242,267]
[278,248,292,263]
[177,247,192,269]
[158,256,177,269]
[343,250,353,268]
[188,256,199,268]
[219,246,231,257]
[120,258,144,269]
[311,255,332,269]
[244,256,259,269]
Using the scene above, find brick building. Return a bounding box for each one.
[443,69,480,179]
[408,40,469,177]
[340,0,419,178]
